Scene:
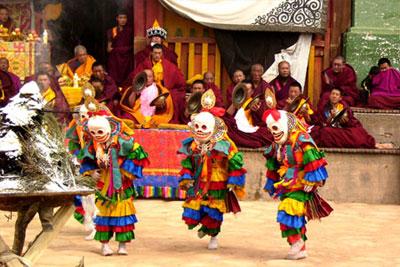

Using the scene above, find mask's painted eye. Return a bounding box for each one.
[195,123,199,129]
[272,126,278,131]
[90,131,96,135]
[98,130,104,135]
[201,125,207,130]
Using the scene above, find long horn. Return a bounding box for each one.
[232,83,248,109]
[132,71,147,92]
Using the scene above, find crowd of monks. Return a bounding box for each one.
[1,8,398,149]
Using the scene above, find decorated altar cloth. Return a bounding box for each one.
[133,129,191,199]
[0,41,50,81]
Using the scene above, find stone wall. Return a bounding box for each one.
[241,149,400,204]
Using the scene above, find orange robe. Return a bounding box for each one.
[120,83,174,128]
[57,55,97,79]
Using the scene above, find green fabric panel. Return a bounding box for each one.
[265,157,280,171]
[199,225,220,235]
[198,189,227,200]
[94,231,113,242]
[280,190,314,203]
[188,224,198,230]
[228,152,244,172]
[74,213,84,224]
[118,135,134,156]
[303,148,325,165]
[181,157,192,170]
[115,231,135,242]
[68,141,80,153]
[65,124,77,139]
[126,145,149,160]
[77,141,95,160]
[281,228,302,238]
[96,186,135,202]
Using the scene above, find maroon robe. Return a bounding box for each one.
[134,44,178,68]
[226,82,236,108]
[270,76,297,109]
[251,79,273,126]
[129,57,186,124]
[8,71,22,90]
[282,97,318,126]
[368,68,400,110]
[318,64,359,108]
[310,101,375,148]
[107,26,134,87]
[89,74,121,117]
[0,70,17,107]
[24,74,71,124]
[205,82,224,108]
[0,19,15,32]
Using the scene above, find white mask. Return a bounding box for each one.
[79,105,89,124]
[87,116,111,143]
[189,112,215,144]
[266,110,289,145]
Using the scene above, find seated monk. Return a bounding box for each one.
[89,62,121,115]
[126,43,186,124]
[119,69,173,128]
[226,69,245,107]
[368,58,400,110]
[203,71,224,107]
[283,81,317,125]
[57,45,96,81]
[0,57,22,90]
[107,9,133,86]
[250,63,273,125]
[223,79,272,148]
[0,70,17,107]
[134,19,178,68]
[36,71,71,124]
[270,61,299,109]
[318,56,359,108]
[182,80,224,124]
[0,5,15,33]
[311,87,375,148]
[360,66,380,106]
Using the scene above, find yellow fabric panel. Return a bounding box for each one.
[215,45,221,88]
[188,42,195,79]
[199,159,229,182]
[307,45,315,104]
[201,43,208,75]
[175,42,182,69]
[183,199,226,213]
[61,86,82,108]
[242,97,254,126]
[278,197,306,217]
[96,197,136,217]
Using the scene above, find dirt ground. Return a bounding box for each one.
[1,199,399,267]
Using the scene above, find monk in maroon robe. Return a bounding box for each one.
[128,44,186,124]
[0,70,17,107]
[311,87,375,148]
[107,10,133,87]
[203,72,224,108]
[223,79,272,148]
[134,19,178,68]
[226,69,245,107]
[318,56,359,109]
[0,5,15,32]
[90,77,121,117]
[250,64,273,125]
[36,71,71,124]
[0,58,21,90]
[270,61,298,109]
[368,58,400,110]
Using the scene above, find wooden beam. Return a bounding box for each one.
[188,42,195,79]
[215,45,221,88]
[0,236,26,267]
[201,43,208,75]
[307,45,315,104]
[23,204,75,265]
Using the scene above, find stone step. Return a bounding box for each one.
[352,108,400,146]
[240,147,400,204]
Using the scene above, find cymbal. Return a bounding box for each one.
[149,92,169,107]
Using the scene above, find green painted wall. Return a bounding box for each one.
[343,0,400,86]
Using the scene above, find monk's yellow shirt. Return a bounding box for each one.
[152,59,164,83]
[242,97,254,126]
[41,87,56,107]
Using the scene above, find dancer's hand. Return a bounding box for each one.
[304,185,313,192]
[186,183,193,189]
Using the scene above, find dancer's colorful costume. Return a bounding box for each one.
[178,90,246,249]
[263,108,332,260]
